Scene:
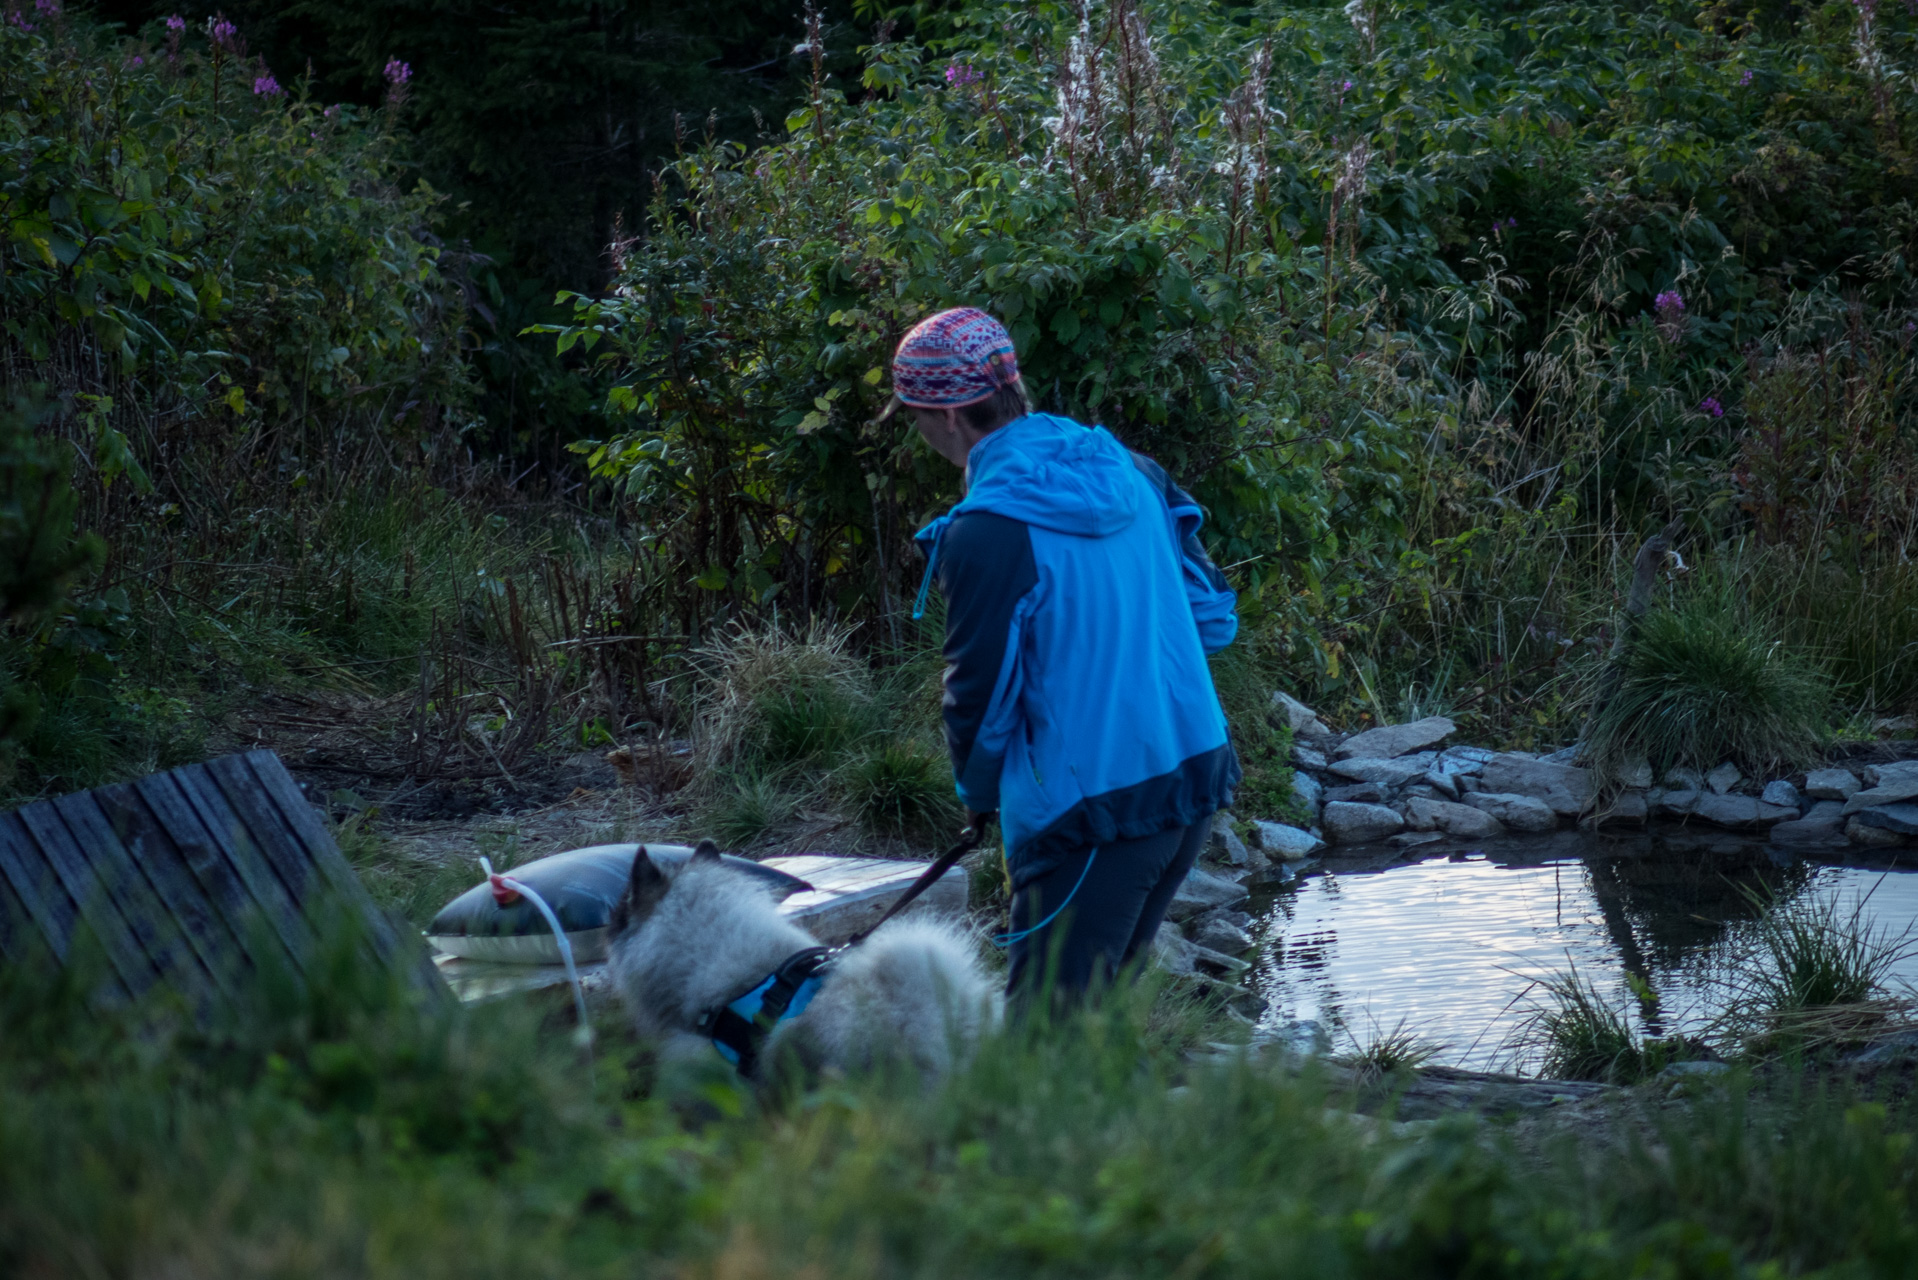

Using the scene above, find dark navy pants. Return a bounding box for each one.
[1004,814,1212,1000]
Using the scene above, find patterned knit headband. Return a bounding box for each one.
[890,307,1022,409]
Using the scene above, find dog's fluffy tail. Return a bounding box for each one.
[793,918,1001,1076]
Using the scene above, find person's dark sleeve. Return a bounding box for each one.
[1130,452,1239,653]
[933,510,1038,811]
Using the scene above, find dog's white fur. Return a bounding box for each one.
[606,854,1000,1077]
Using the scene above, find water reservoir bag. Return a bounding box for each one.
[426,843,813,964]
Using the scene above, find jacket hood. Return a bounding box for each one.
[950,414,1139,537]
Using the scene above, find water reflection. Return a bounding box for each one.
[1249,834,1918,1070]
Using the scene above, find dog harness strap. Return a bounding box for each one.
[699,946,836,1076]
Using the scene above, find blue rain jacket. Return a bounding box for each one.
[913,413,1241,891]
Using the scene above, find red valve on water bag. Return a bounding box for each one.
[489,873,522,906]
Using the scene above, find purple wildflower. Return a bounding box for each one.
[943,62,980,87]
[383,56,411,106]
[1699,396,1724,418]
[1739,68,1754,86]
[1342,78,1354,91]
[1855,0,1878,16]
[32,0,56,15]
[129,54,142,65]
[8,11,31,31]
[164,13,183,30]
[322,103,339,118]
[208,17,236,48]
[1655,290,1687,343]
[252,73,279,96]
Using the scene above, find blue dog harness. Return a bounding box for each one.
[693,945,836,1076]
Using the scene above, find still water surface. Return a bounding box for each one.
[1248,834,1918,1071]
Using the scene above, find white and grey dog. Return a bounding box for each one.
[606,840,1000,1078]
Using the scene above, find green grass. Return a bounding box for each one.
[1346,1016,1445,1080]
[1516,962,1653,1083]
[700,770,801,848]
[837,737,962,839]
[8,930,1918,1278]
[1586,592,1829,782]
[1718,885,1918,1055]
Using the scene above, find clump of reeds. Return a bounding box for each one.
[1346,1016,1445,1083]
[1714,884,1918,1058]
[1586,592,1828,781]
[1513,961,1653,1083]
[691,619,875,770]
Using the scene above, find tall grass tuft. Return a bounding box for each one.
[1515,962,1650,1082]
[1718,884,1918,1054]
[702,770,802,848]
[1586,592,1828,780]
[1347,1016,1445,1081]
[692,620,873,769]
[837,739,960,839]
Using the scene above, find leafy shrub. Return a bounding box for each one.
[1587,594,1829,780]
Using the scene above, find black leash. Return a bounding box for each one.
[842,816,992,949]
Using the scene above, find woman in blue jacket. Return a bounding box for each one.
[889,307,1241,998]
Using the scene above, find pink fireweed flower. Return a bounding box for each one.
[252,73,279,95]
[1739,68,1754,86]
[33,0,57,15]
[384,57,411,85]
[208,17,236,47]
[943,62,980,86]
[163,13,183,30]
[129,54,142,65]
[1655,290,1687,342]
[1699,396,1724,418]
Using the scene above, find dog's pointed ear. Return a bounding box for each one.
[692,838,723,864]
[610,846,669,938]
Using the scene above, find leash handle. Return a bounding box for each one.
[843,817,991,948]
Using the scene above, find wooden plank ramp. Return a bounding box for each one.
[0,750,438,1014]
[433,854,970,1004]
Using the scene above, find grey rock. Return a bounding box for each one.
[1864,760,1918,788]
[1327,757,1428,788]
[1691,793,1799,830]
[1389,831,1445,850]
[1168,866,1252,922]
[1539,744,1586,764]
[1664,766,1705,791]
[1804,768,1862,801]
[1463,791,1557,832]
[1291,744,1328,772]
[1322,801,1406,845]
[1655,788,1700,818]
[1617,758,1655,789]
[1252,820,1324,862]
[1846,817,1907,848]
[1425,768,1461,800]
[1334,716,1457,761]
[1705,762,1743,795]
[1479,754,1596,816]
[1153,924,1251,977]
[1191,916,1255,955]
[1400,783,1442,802]
[1770,801,1850,848]
[1842,780,1918,815]
[1252,1017,1332,1058]
[1272,691,1334,745]
[1457,774,1484,794]
[1594,790,1649,826]
[1207,813,1252,866]
[1848,1030,1918,1065]
[1659,1060,1733,1079]
[1760,779,1801,809]
[1290,769,1324,817]
[1404,796,1507,838]
[1852,803,1918,836]
[1436,745,1496,774]
[1325,781,1388,805]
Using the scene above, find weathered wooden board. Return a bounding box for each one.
[434,854,971,1004]
[0,749,437,1013]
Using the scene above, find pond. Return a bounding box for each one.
[1248,831,1918,1071]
